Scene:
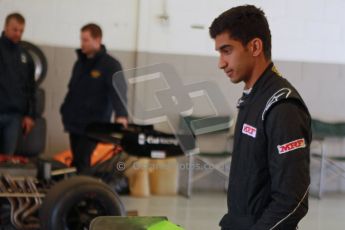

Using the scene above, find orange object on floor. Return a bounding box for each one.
[53,149,73,167]
[91,144,121,165]
[53,143,122,167]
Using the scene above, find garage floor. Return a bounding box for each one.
[121,192,345,230]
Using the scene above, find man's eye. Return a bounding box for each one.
[223,48,232,55]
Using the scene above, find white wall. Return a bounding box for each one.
[137,0,345,64]
[135,0,345,122]
[135,0,345,193]
[1,0,345,122]
[0,0,138,50]
[2,0,345,122]
[0,0,139,155]
[1,0,345,192]
[1,0,344,63]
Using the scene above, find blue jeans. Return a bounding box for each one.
[0,113,22,154]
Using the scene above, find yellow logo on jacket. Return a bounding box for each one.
[90,70,102,78]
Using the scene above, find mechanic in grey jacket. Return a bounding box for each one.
[0,13,35,154]
[210,5,311,230]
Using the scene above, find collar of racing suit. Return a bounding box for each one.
[237,62,276,108]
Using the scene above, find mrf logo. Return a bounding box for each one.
[277,138,306,154]
[242,123,257,138]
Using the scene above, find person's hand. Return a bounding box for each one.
[115,117,128,128]
[22,116,35,136]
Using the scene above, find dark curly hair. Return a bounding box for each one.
[209,5,271,60]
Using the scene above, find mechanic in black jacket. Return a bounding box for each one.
[60,23,128,173]
[0,13,35,154]
[209,5,311,230]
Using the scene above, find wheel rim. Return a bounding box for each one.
[63,192,109,230]
[20,41,48,85]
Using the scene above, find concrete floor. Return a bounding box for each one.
[121,192,345,230]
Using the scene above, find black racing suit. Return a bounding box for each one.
[220,63,311,230]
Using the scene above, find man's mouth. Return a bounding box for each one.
[225,70,233,78]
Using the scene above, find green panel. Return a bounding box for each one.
[181,115,231,135]
[312,119,345,139]
[148,220,184,230]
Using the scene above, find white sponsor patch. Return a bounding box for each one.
[242,123,257,138]
[151,151,166,159]
[138,134,146,145]
[277,138,306,154]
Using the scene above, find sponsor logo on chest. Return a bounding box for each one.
[90,69,102,78]
[21,53,27,63]
[277,138,306,154]
[242,123,257,138]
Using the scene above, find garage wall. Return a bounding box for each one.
[0,0,138,50]
[137,0,345,64]
[135,0,345,121]
[1,0,345,191]
[135,0,345,193]
[0,0,139,154]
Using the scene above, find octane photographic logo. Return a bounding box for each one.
[112,63,232,156]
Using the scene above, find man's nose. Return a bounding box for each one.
[218,56,227,69]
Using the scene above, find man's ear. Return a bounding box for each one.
[97,37,102,44]
[249,38,263,57]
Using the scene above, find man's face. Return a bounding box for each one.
[4,19,25,44]
[215,32,254,85]
[80,31,101,56]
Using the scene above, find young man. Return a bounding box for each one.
[209,5,311,230]
[60,23,128,173]
[0,13,35,154]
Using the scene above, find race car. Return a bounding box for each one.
[0,123,194,230]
